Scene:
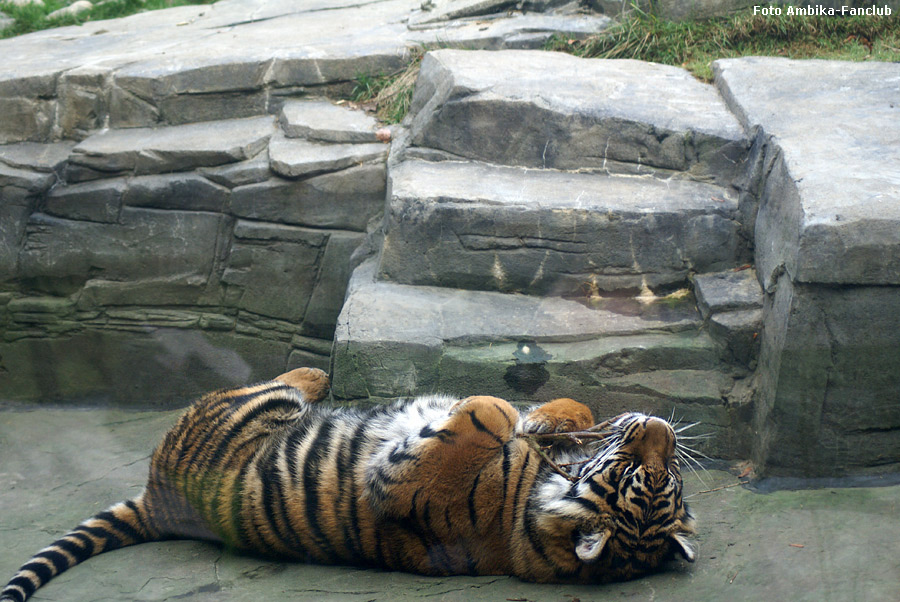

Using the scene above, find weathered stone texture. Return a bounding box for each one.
[44,179,125,223]
[18,210,228,293]
[122,173,229,212]
[69,117,275,178]
[407,49,747,182]
[280,100,380,143]
[715,57,900,287]
[268,133,388,178]
[222,221,328,322]
[380,159,741,295]
[755,279,900,476]
[231,162,386,231]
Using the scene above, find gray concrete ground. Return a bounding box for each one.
[1,406,898,601]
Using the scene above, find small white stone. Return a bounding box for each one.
[9,0,45,7]
[47,0,93,20]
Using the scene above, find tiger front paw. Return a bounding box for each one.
[523,398,594,434]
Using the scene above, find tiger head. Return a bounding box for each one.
[526,412,696,582]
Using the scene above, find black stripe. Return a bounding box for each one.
[468,471,482,527]
[95,510,143,544]
[522,496,558,574]
[510,450,533,529]
[78,526,122,552]
[467,411,504,446]
[387,445,417,464]
[66,531,96,556]
[205,396,301,472]
[55,538,92,564]
[124,500,151,539]
[38,550,68,575]
[498,443,513,526]
[490,401,514,428]
[258,448,303,557]
[573,496,600,513]
[20,561,51,585]
[284,416,316,486]
[629,495,649,511]
[343,421,369,563]
[301,419,339,561]
[5,576,35,600]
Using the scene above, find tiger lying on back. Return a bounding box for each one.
[1,367,695,601]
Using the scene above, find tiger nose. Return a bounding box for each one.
[636,417,675,467]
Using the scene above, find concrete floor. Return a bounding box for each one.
[1,406,898,602]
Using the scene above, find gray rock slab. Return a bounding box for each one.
[343,258,701,347]
[299,230,367,339]
[222,221,329,322]
[199,154,271,188]
[380,159,741,295]
[714,57,900,286]
[122,173,230,212]
[693,268,763,319]
[709,308,762,367]
[0,161,55,193]
[0,141,75,172]
[268,132,387,178]
[755,277,900,476]
[408,0,517,26]
[44,179,125,223]
[230,161,385,232]
[407,49,747,181]
[69,116,275,178]
[332,257,705,399]
[280,100,380,143]
[18,209,227,292]
[407,11,612,50]
[0,0,612,142]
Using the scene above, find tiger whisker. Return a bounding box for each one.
[675,446,710,488]
[674,422,701,433]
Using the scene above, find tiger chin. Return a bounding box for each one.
[1,367,695,601]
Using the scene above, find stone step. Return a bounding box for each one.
[378,158,744,296]
[406,49,748,184]
[332,258,743,456]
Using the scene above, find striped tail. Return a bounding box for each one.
[1,497,156,602]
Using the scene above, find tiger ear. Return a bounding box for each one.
[671,532,696,562]
[575,529,611,562]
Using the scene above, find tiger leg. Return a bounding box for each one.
[0,495,157,602]
[365,396,520,574]
[522,397,594,434]
[367,395,518,518]
[272,367,330,403]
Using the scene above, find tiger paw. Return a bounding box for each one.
[523,398,594,434]
[273,367,331,403]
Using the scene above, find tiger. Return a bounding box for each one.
[1,367,696,601]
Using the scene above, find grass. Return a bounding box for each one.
[546,5,900,81]
[0,0,218,39]
[350,47,426,124]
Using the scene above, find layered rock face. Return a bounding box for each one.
[0,0,610,405]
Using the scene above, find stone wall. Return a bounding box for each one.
[0,104,387,405]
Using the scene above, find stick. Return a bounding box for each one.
[524,437,579,482]
[685,481,744,498]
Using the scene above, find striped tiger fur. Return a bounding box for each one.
[1,367,695,601]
